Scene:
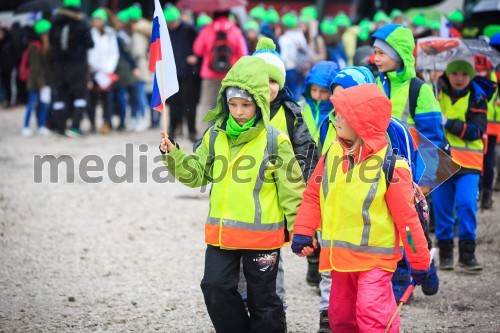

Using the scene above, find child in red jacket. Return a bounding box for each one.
[291,84,430,333]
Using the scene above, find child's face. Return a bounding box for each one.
[269,79,280,102]
[335,112,358,142]
[228,97,256,126]
[448,71,471,91]
[310,84,331,101]
[373,46,400,73]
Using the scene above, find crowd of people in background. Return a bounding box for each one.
[1,1,500,332]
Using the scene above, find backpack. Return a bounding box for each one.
[383,145,431,249]
[209,24,232,73]
[18,41,41,82]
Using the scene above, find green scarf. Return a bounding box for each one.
[226,114,256,139]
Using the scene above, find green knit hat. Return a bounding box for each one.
[265,8,280,24]
[196,13,212,28]
[91,8,107,21]
[117,9,130,23]
[164,6,181,23]
[358,28,369,41]
[320,20,337,35]
[282,13,298,28]
[249,6,266,21]
[446,60,475,78]
[390,9,403,19]
[128,5,142,20]
[412,13,427,27]
[63,0,81,7]
[34,19,51,35]
[373,10,389,23]
[244,20,260,32]
[428,20,440,30]
[334,13,351,27]
[483,25,500,39]
[448,9,464,23]
[358,18,372,31]
[252,37,286,89]
[300,6,318,20]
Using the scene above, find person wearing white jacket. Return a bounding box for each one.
[87,9,119,133]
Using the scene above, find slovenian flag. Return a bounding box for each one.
[149,0,178,112]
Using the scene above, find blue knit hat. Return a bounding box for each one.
[331,66,375,90]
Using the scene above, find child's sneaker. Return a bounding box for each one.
[37,126,51,137]
[22,127,32,137]
[392,266,411,303]
[421,258,439,295]
[65,128,85,138]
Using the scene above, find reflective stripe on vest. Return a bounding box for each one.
[206,126,286,250]
[439,91,484,170]
[318,143,405,272]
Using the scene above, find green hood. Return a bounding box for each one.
[372,24,415,81]
[203,56,271,130]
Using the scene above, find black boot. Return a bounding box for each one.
[481,189,493,209]
[438,239,454,270]
[458,240,483,271]
[317,310,331,333]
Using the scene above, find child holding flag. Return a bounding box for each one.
[160,56,305,333]
[291,84,430,332]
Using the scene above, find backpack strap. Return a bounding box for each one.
[383,143,397,189]
[283,106,296,139]
[208,126,218,167]
[408,77,424,120]
[267,125,280,166]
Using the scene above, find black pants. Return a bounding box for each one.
[200,245,286,333]
[0,69,12,106]
[51,62,88,133]
[167,75,198,136]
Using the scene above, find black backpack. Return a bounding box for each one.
[209,28,232,73]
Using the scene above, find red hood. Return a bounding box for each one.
[330,84,391,155]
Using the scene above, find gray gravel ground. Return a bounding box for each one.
[1,107,499,332]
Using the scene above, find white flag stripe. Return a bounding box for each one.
[154,0,179,101]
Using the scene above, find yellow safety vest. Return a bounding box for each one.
[270,106,289,134]
[318,143,405,273]
[206,126,288,250]
[487,73,500,136]
[439,91,484,170]
[301,101,321,144]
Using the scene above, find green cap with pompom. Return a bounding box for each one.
[63,0,81,7]
[164,6,181,23]
[117,10,130,23]
[334,13,351,27]
[91,8,107,21]
[373,10,389,23]
[250,6,266,21]
[282,13,298,28]
[128,5,142,20]
[252,37,286,89]
[34,19,51,35]
[390,9,403,19]
[448,9,464,23]
[244,20,260,32]
[196,13,212,28]
[320,20,338,35]
[265,8,279,24]
[300,6,318,20]
[412,13,427,27]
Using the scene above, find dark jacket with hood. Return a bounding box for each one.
[271,86,319,182]
[49,6,94,64]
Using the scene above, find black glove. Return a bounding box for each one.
[411,268,430,286]
[291,234,314,254]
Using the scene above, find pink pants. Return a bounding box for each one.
[328,268,400,333]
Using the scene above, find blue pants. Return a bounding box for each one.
[431,173,479,241]
[24,90,48,128]
[133,81,147,119]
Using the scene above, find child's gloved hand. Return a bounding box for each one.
[410,268,430,286]
[159,131,177,154]
[291,234,316,256]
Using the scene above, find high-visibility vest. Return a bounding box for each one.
[486,73,500,137]
[318,143,405,273]
[270,106,288,134]
[321,115,337,155]
[206,126,288,250]
[301,102,321,144]
[439,91,484,171]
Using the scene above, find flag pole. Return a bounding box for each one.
[159,59,167,134]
